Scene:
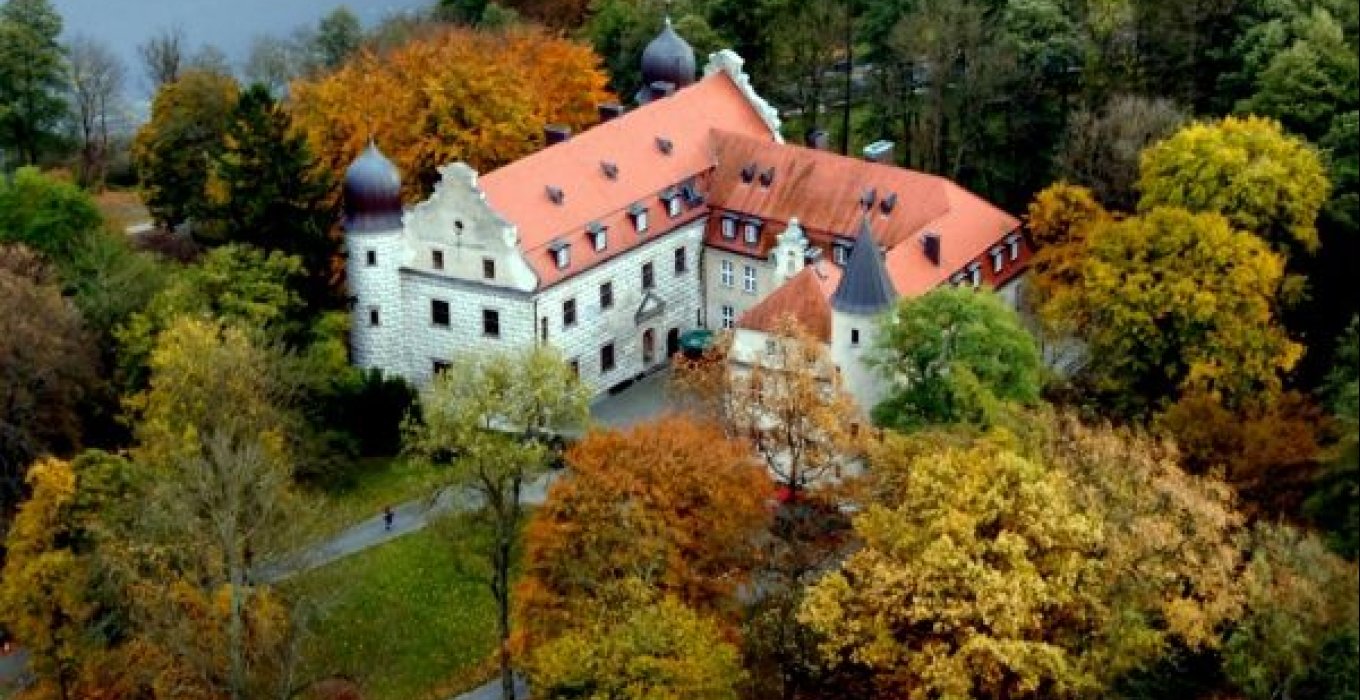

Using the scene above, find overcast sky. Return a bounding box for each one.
[51,0,429,97]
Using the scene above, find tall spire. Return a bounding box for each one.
[831,216,897,314]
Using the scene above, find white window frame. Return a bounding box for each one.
[593,230,608,252]
[554,246,570,269]
[720,259,734,287]
[833,245,848,265]
[1006,233,1021,261]
[667,196,682,217]
[634,209,649,233]
[743,221,759,246]
[991,247,1005,273]
[721,304,735,329]
[721,217,737,240]
[743,265,757,294]
[968,263,982,287]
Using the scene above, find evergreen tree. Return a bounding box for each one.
[203,84,337,309]
[0,0,69,166]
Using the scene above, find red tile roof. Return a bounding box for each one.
[737,265,840,342]
[476,71,777,288]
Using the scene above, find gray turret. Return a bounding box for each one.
[831,217,897,314]
[636,16,696,104]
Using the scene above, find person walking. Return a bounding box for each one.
[383,505,395,532]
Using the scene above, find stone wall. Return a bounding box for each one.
[702,247,776,330]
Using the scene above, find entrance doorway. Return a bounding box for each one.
[666,328,680,359]
[642,328,656,366]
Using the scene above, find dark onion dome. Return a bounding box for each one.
[344,140,403,232]
[639,17,696,96]
[832,216,898,315]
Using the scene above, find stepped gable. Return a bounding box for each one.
[831,217,897,315]
[476,71,776,288]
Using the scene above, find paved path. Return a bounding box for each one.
[258,472,559,584]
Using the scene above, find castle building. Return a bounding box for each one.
[343,22,1027,409]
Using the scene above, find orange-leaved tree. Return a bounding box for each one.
[515,415,772,646]
[288,26,613,199]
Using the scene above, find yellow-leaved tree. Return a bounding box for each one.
[289,26,613,199]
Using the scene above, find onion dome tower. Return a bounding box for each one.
[343,140,405,371]
[636,15,697,104]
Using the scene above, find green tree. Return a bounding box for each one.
[131,69,239,230]
[1043,206,1301,416]
[1137,115,1331,256]
[200,84,336,309]
[0,0,69,165]
[526,595,746,700]
[405,345,589,700]
[0,166,102,267]
[872,287,1042,430]
[313,6,362,70]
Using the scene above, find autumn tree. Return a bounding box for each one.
[1040,206,1301,417]
[872,287,1042,430]
[0,256,100,517]
[289,26,612,199]
[1022,182,1112,324]
[801,414,1247,697]
[131,69,240,230]
[405,344,589,700]
[516,416,771,644]
[0,0,69,165]
[122,316,313,700]
[525,595,746,700]
[1223,523,1359,700]
[1057,93,1186,210]
[1137,116,1331,257]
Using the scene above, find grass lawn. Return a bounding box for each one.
[309,456,451,537]
[288,523,502,700]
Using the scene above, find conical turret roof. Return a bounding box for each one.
[831,217,898,314]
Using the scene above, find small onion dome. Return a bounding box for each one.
[639,17,696,96]
[343,140,403,232]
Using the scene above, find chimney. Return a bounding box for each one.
[650,81,677,99]
[544,124,572,145]
[922,232,941,266]
[805,127,830,150]
[863,139,895,164]
[597,103,625,122]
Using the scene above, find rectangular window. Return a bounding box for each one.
[743,221,759,246]
[721,304,735,329]
[851,328,861,347]
[743,265,757,294]
[1007,234,1021,261]
[721,217,737,240]
[483,258,496,280]
[674,247,687,274]
[563,298,577,328]
[601,342,616,373]
[569,359,580,377]
[554,246,571,269]
[968,263,982,287]
[667,196,682,217]
[483,309,500,337]
[432,249,444,270]
[720,259,734,287]
[368,307,380,326]
[541,317,548,341]
[365,249,377,266]
[593,229,608,252]
[631,205,649,233]
[600,281,614,310]
[642,261,655,290]
[991,247,1005,273]
[431,299,450,327]
[433,360,451,375]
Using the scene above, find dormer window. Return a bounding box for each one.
[629,203,649,233]
[546,185,564,205]
[950,272,966,286]
[860,188,877,209]
[990,246,1006,273]
[681,180,704,205]
[833,242,850,265]
[743,219,761,246]
[967,262,982,287]
[588,221,608,252]
[880,192,898,214]
[549,239,571,269]
[740,163,757,183]
[759,167,775,187]
[721,216,737,240]
[1006,233,1021,260]
[660,188,682,217]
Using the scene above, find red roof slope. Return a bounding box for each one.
[477,72,777,288]
[737,265,838,342]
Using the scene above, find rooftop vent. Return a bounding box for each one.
[598,103,625,122]
[544,124,572,145]
[759,167,776,187]
[681,180,704,204]
[922,231,941,266]
[860,187,877,209]
[863,139,895,163]
[546,185,565,205]
[805,127,830,150]
[880,192,898,214]
[740,162,757,183]
[650,81,677,99]
[656,136,673,154]
[601,161,619,179]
